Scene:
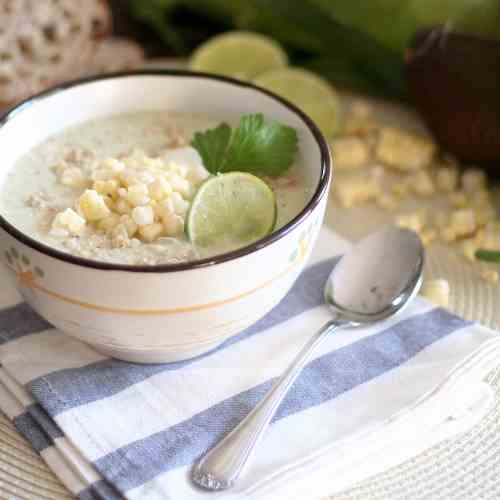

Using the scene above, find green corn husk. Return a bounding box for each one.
[127,0,500,101]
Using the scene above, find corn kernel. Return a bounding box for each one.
[481,270,499,284]
[420,279,450,308]
[376,127,435,171]
[435,167,458,193]
[122,157,139,170]
[332,137,369,170]
[435,212,449,229]
[473,190,491,207]
[421,228,437,246]
[139,222,164,242]
[187,165,210,185]
[101,158,125,173]
[93,179,119,197]
[411,171,435,197]
[91,168,115,182]
[163,213,184,237]
[462,169,486,193]
[171,192,190,216]
[475,228,485,246]
[377,193,398,211]
[448,191,468,208]
[334,173,380,208]
[51,208,86,236]
[137,170,156,185]
[115,198,131,215]
[344,101,376,135]
[370,164,385,179]
[145,156,164,169]
[343,117,379,136]
[77,189,110,221]
[119,215,138,237]
[102,196,115,211]
[442,209,477,241]
[126,184,150,207]
[475,206,495,227]
[461,238,479,261]
[149,177,173,201]
[351,100,373,118]
[119,169,142,187]
[482,222,500,250]
[440,227,456,242]
[451,208,476,234]
[392,181,411,199]
[395,213,424,233]
[132,205,154,226]
[97,213,121,233]
[155,198,175,221]
[169,174,192,199]
[169,163,189,178]
[60,167,87,188]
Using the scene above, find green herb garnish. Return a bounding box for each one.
[190,113,298,176]
[475,249,500,262]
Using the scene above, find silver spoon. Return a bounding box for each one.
[192,226,424,491]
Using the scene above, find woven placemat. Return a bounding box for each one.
[0,413,72,500]
[331,366,500,500]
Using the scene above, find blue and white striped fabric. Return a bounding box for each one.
[1,228,499,500]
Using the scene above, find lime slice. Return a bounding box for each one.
[254,67,341,138]
[189,31,288,80]
[186,172,277,249]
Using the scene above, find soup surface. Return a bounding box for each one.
[0,112,311,265]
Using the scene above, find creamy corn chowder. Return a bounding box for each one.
[0,112,311,265]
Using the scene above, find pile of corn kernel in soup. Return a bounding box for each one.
[332,100,500,286]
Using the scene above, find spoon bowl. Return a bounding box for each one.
[325,226,424,324]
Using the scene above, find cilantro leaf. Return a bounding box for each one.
[191,122,231,175]
[190,113,298,176]
[224,114,298,176]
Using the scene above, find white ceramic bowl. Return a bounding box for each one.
[0,71,331,363]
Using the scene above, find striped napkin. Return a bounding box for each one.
[1,227,499,500]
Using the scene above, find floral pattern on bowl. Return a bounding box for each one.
[4,246,44,288]
[289,216,320,264]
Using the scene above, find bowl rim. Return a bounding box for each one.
[0,69,332,273]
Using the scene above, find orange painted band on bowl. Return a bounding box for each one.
[22,257,301,316]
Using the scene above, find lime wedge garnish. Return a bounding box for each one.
[254,67,341,138]
[186,172,277,249]
[189,31,288,80]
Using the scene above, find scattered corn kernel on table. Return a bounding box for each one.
[329,94,500,322]
[2,81,500,499]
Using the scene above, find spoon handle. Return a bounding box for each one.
[191,319,345,491]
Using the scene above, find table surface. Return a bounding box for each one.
[1,84,500,500]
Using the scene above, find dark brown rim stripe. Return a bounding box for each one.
[0,70,332,273]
